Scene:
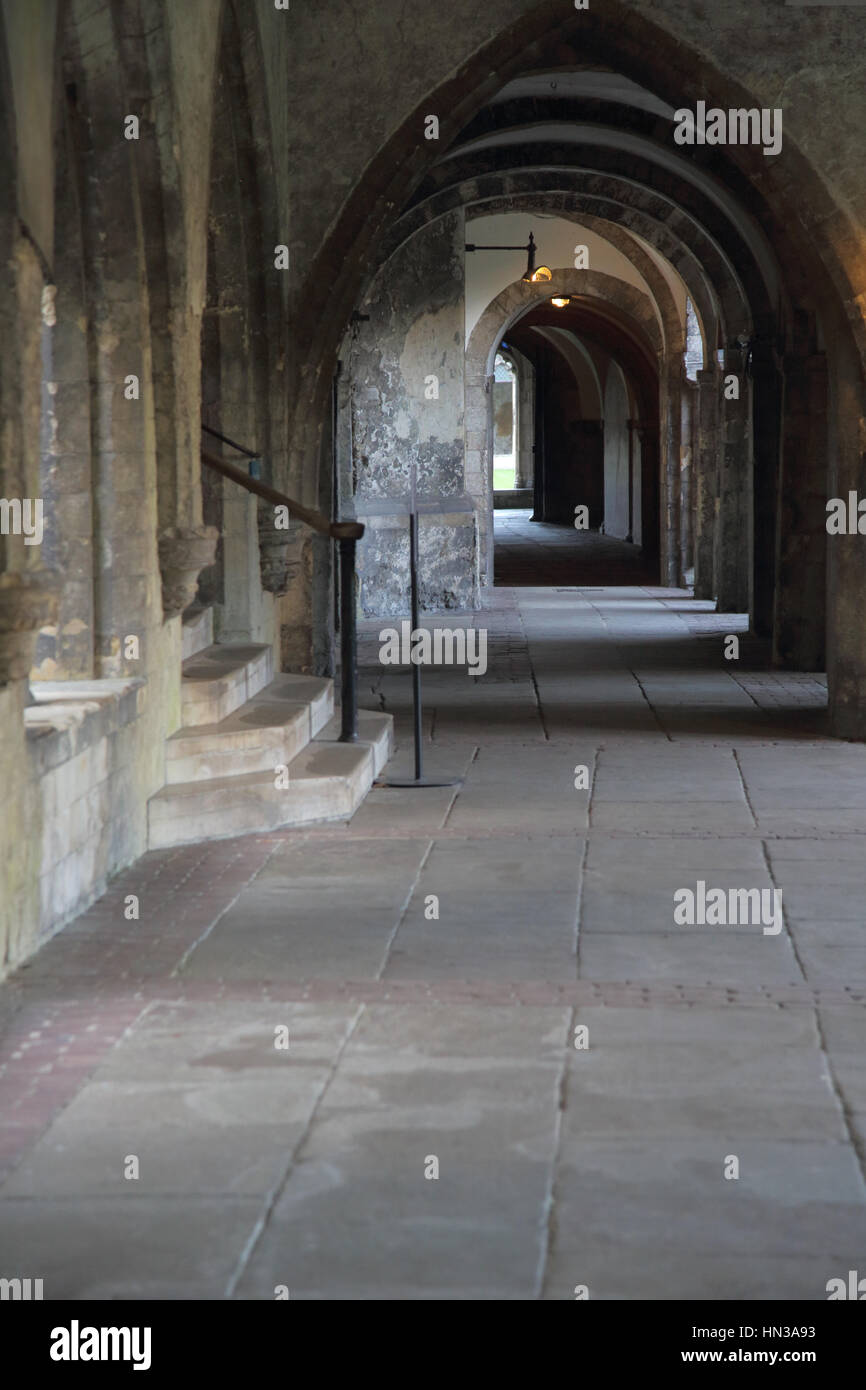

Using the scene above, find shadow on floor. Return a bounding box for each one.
[494,509,657,587]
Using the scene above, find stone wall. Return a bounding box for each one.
[27,683,144,943]
[0,0,293,974]
[344,211,477,616]
[5,0,866,972]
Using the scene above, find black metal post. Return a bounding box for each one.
[380,502,462,790]
[339,537,358,742]
[409,509,423,781]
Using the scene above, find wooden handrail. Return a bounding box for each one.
[200,448,364,540]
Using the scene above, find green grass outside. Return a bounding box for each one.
[493,466,516,492]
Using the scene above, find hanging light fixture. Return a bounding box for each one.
[550,296,571,308]
[465,229,552,283]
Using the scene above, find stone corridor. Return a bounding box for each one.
[4,0,866,1322]
[494,509,657,587]
[1,534,863,1299]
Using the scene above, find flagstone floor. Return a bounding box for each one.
[1,516,864,1300]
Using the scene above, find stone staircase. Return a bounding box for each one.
[147,608,391,849]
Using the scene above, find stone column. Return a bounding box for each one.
[0,238,60,686]
[661,357,685,587]
[463,355,491,584]
[826,357,866,737]
[750,339,783,637]
[694,365,720,599]
[70,37,217,648]
[680,382,697,575]
[636,423,661,577]
[715,346,752,613]
[773,353,828,670]
[152,1,221,620]
[532,344,547,522]
[513,348,535,491]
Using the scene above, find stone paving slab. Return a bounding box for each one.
[235,1004,566,1300]
[791,918,866,949]
[755,808,866,835]
[816,1011,866,1111]
[90,1000,360,1070]
[384,892,579,981]
[179,915,404,982]
[542,1251,851,1301]
[1,567,865,1300]
[550,1139,866,1264]
[795,944,866,986]
[0,1196,261,1299]
[562,1007,842,1139]
[1,1078,316,1198]
[351,787,460,834]
[578,933,804,987]
[590,801,755,832]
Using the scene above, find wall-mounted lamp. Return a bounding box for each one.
[465,230,552,283]
[550,296,571,309]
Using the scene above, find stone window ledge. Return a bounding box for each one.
[26,678,146,776]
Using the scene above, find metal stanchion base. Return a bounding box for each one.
[376,776,463,789]
[375,499,465,791]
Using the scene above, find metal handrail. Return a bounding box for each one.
[201,422,257,457]
[201,448,362,540]
[200,442,362,742]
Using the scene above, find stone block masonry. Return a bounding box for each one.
[342,211,480,617]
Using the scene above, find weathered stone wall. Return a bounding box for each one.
[5,0,866,971]
[345,211,476,616]
[0,0,293,973]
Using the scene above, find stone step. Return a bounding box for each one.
[315,708,393,778]
[166,675,334,784]
[180,643,273,727]
[148,740,375,849]
[181,606,214,661]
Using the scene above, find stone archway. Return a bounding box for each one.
[466,270,664,587]
[287,1,866,731]
[386,171,754,348]
[288,0,862,494]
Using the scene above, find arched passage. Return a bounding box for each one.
[6,0,866,1305]
[467,270,663,589]
[289,2,865,731]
